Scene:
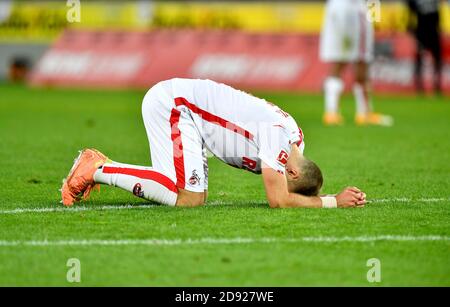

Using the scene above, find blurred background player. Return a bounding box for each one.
[406,0,443,95]
[320,0,393,126]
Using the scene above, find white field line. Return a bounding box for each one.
[0,204,157,215]
[0,197,448,215]
[369,197,450,203]
[0,235,448,247]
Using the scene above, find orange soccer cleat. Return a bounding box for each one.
[60,148,110,206]
[323,112,344,126]
[355,112,394,127]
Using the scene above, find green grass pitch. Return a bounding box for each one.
[0,82,449,286]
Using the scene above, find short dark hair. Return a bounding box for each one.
[290,159,323,196]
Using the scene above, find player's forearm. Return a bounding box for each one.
[276,193,322,209]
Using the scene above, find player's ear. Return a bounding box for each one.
[286,167,300,180]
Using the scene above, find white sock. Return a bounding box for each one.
[109,161,153,170]
[353,83,372,115]
[93,162,178,206]
[324,77,344,114]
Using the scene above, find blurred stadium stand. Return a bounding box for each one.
[0,0,449,94]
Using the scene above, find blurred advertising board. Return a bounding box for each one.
[0,0,153,43]
[29,29,450,95]
[1,1,450,43]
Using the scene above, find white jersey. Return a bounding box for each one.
[142,78,304,192]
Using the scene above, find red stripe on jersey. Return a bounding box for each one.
[169,108,185,189]
[174,97,254,140]
[102,166,178,193]
[298,127,304,145]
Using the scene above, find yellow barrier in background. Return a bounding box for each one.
[0,1,449,43]
[0,1,151,42]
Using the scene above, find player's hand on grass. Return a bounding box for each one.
[336,187,366,208]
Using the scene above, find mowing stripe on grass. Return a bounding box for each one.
[0,197,449,215]
[0,235,448,247]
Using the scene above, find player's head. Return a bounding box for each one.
[285,152,323,196]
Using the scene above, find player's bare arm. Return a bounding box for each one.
[263,174,367,208]
[261,145,366,209]
[262,168,366,208]
[262,165,322,208]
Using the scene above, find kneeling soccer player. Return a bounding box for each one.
[61,78,366,208]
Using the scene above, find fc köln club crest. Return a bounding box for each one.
[189,170,200,186]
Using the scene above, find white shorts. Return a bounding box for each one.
[320,0,374,63]
[141,81,208,193]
